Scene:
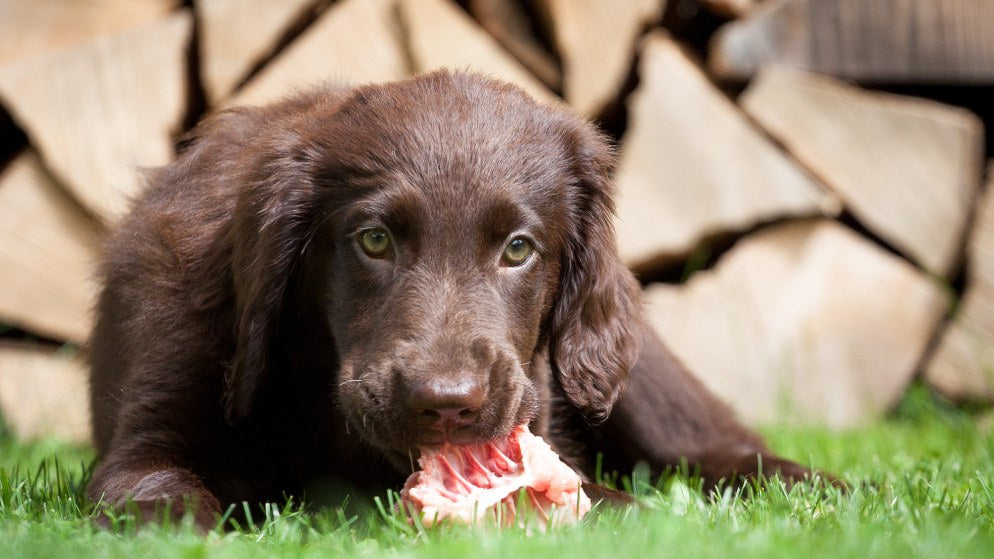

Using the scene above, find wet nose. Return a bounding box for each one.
[408,378,485,432]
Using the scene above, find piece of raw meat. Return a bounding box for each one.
[400,425,591,528]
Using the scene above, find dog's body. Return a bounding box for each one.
[87,72,815,530]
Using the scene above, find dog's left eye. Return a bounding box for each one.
[501,237,533,267]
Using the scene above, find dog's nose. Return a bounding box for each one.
[409,378,485,432]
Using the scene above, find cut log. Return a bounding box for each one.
[536,0,664,117]
[741,66,985,277]
[233,0,407,107]
[0,11,192,222]
[467,0,562,92]
[710,0,994,83]
[0,0,177,66]
[614,32,838,270]
[0,151,100,344]
[644,219,947,428]
[0,343,90,443]
[197,0,324,105]
[399,0,558,106]
[926,163,994,403]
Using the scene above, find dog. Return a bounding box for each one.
[87,71,820,531]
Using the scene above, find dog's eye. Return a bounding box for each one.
[359,228,391,257]
[501,237,533,267]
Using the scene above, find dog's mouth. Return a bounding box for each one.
[338,351,541,459]
[411,424,492,447]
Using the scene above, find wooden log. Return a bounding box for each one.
[536,0,665,117]
[0,151,100,344]
[467,0,562,92]
[233,0,407,107]
[741,66,985,277]
[614,32,838,270]
[197,0,324,105]
[926,163,994,403]
[645,219,947,428]
[0,0,177,66]
[0,343,90,443]
[0,11,192,222]
[399,0,558,105]
[710,0,994,83]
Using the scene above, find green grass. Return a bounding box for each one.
[2,386,992,558]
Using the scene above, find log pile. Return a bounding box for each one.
[710,0,994,83]
[0,0,991,441]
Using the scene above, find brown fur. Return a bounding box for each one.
[87,71,820,532]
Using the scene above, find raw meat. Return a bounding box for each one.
[400,425,591,528]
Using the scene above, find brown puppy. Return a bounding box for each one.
[87,71,818,531]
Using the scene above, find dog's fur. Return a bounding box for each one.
[87,71,817,530]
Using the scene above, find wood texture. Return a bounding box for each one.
[645,220,947,427]
[741,66,985,277]
[614,33,838,270]
[467,0,562,92]
[710,0,994,82]
[0,11,192,222]
[0,151,100,344]
[0,0,177,66]
[197,0,322,105]
[0,343,90,442]
[926,163,994,402]
[233,0,407,107]
[537,0,664,116]
[400,0,558,105]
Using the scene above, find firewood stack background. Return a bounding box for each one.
[1,0,992,443]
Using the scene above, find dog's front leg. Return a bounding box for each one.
[87,445,221,533]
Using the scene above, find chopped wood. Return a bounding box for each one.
[644,219,948,428]
[0,343,90,443]
[0,151,100,344]
[233,0,408,107]
[614,32,838,270]
[0,0,177,67]
[536,0,664,117]
[741,66,985,277]
[197,0,325,105]
[0,11,192,222]
[467,0,562,92]
[710,0,994,83]
[399,0,558,106]
[926,163,994,403]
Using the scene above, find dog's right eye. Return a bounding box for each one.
[359,228,392,257]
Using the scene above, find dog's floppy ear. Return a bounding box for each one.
[547,118,642,424]
[223,141,319,424]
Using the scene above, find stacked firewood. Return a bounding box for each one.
[0,0,991,442]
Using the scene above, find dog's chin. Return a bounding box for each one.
[414,420,526,448]
[367,412,532,452]
[368,407,541,474]
[369,423,512,452]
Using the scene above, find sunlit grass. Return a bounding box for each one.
[1,385,992,558]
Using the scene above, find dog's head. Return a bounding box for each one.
[223,71,641,454]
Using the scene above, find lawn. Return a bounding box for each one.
[1,385,992,558]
